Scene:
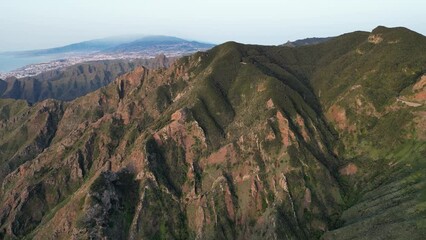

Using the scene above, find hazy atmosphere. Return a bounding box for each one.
[1,0,425,51]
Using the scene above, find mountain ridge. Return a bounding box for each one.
[0,26,425,239]
[0,55,174,103]
[282,37,334,47]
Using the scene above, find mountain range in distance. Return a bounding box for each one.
[0,35,215,77]
[13,35,215,56]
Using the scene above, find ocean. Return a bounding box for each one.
[0,53,60,72]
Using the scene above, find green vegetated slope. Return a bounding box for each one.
[0,26,425,239]
[0,55,172,103]
[306,26,426,239]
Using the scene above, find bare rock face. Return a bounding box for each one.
[327,104,353,131]
[413,75,426,92]
[72,170,138,240]
[368,34,383,44]
[339,163,358,176]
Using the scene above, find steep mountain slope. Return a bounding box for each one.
[0,26,425,239]
[311,26,426,240]
[0,46,343,239]
[0,56,173,103]
[0,99,64,184]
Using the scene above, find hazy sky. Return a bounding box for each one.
[0,0,424,51]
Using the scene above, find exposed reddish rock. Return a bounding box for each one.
[339,163,358,176]
[201,143,236,167]
[265,130,276,141]
[250,177,264,211]
[279,174,289,192]
[171,108,187,122]
[194,197,206,237]
[276,111,295,147]
[413,75,426,91]
[224,185,236,220]
[117,66,146,88]
[304,188,312,209]
[295,114,311,142]
[153,109,206,166]
[327,104,356,132]
[414,90,426,101]
[266,98,274,109]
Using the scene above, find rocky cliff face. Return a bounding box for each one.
[0,26,425,239]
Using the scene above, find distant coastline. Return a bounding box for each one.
[0,35,214,79]
[0,53,61,73]
[0,52,184,79]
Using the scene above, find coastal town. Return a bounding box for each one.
[0,52,185,79]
